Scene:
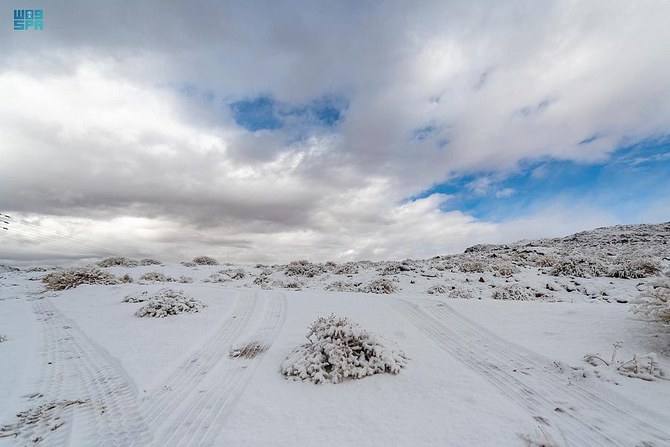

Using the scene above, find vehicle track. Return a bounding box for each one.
[150,291,287,447]
[11,299,150,447]
[140,289,258,428]
[389,298,670,447]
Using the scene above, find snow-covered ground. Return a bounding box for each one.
[1,222,669,446]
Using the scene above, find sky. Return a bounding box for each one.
[1,1,669,264]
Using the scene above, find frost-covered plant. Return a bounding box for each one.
[119,274,134,283]
[608,258,661,279]
[139,272,174,282]
[139,258,162,266]
[449,287,474,299]
[181,261,197,267]
[583,341,666,381]
[203,273,231,284]
[176,275,194,283]
[42,267,119,291]
[253,274,270,287]
[364,278,398,294]
[122,291,150,303]
[285,260,325,277]
[631,280,670,324]
[492,284,535,301]
[494,263,520,277]
[325,281,363,292]
[459,260,488,273]
[135,289,205,318]
[549,257,607,278]
[192,256,220,265]
[333,262,360,275]
[96,257,139,268]
[281,314,408,384]
[377,261,414,275]
[426,284,448,295]
[222,268,246,280]
[0,334,7,343]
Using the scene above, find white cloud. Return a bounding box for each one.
[1,1,669,263]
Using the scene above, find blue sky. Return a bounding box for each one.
[414,138,670,223]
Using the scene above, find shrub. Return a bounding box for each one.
[426,284,448,295]
[135,289,205,318]
[119,274,134,283]
[96,257,139,268]
[139,258,162,266]
[223,268,246,280]
[42,267,119,291]
[176,275,194,283]
[492,284,535,301]
[139,272,174,282]
[281,314,408,384]
[203,273,231,284]
[459,260,488,273]
[0,334,7,343]
[549,257,607,278]
[449,287,474,299]
[631,280,670,324]
[608,259,661,279]
[584,341,665,381]
[192,256,219,266]
[333,262,360,275]
[285,260,325,277]
[181,261,197,267]
[494,263,520,277]
[325,281,363,292]
[364,278,398,294]
[122,291,150,303]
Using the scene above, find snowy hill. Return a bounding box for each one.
[1,221,669,446]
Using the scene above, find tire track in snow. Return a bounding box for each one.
[424,300,670,446]
[140,289,258,428]
[389,298,670,447]
[150,291,287,447]
[13,299,150,447]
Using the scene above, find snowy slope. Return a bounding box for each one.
[1,221,669,446]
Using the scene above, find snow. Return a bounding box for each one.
[1,221,670,446]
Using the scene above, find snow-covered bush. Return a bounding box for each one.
[285,260,325,277]
[192,256,220,265]
[203,273,231,284]
[135,289,205,318]
[333,262,360,275]
[281,314,408,384]
[181,261,197,267]
[139,258,162,266]
[42,267,119,291]
[377,261,415,275]
[549,257,607,278]
[459,259,488,273]
[364,278,398,294]
[449,287,474,299]
[631,280,670,324]
[426,284,448,295]
[221,268,246,280]
[119,274,134,283]
[494,263,520,277]
[139,272,174,282]
[122,291,150,303]
[96,257,139,268]
[492,284,536,301]
[325,281,363,292]
[608,258,661,279]
[176,275,194,283]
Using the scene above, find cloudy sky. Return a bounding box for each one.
[1,1,669,264]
